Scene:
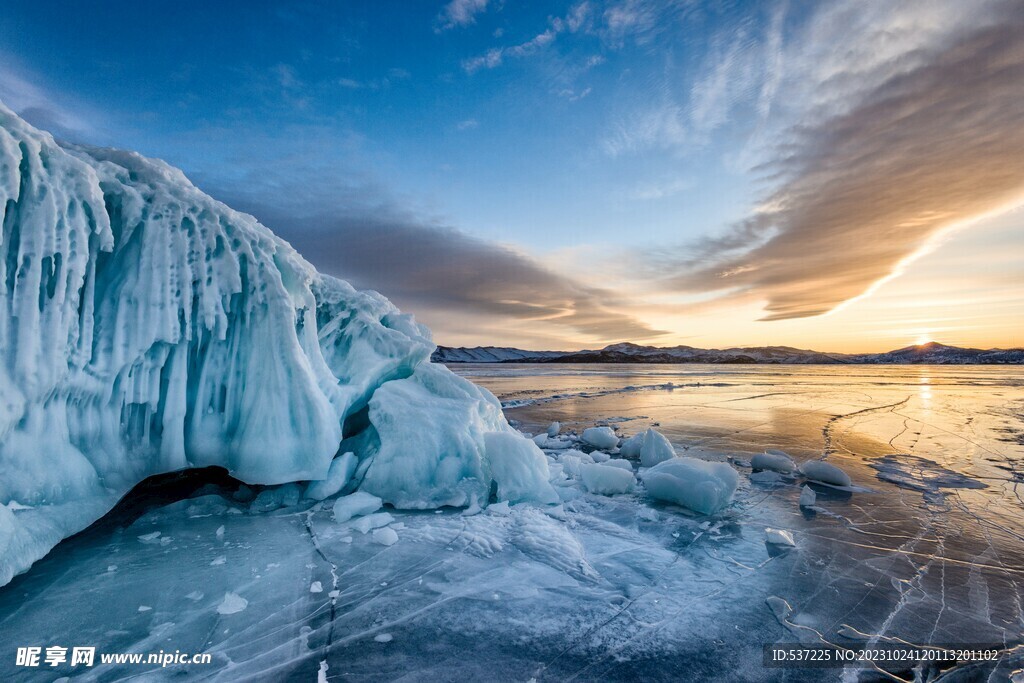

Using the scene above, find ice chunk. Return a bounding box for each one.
[372,527,399,546]
[799,461,852,487]
[589,450,611,463]
[359,364,555,509]
[374,633,394,643]
[751,450,796,474]
[310,581,323,593]
[304,452,358,501]
[487,501,511,515]
[581,427,618,450]
[602,459,634,471]
[484,432,559,505]
[333,492,383,523]
[641,458,738,515]
[619,432,645,459]
[799,485,816,507]
[765,528,796,547]
[639,429,675,467]
[349,512,394,534]
[580,463,635,495]
[217,592,248,615]
[547,422,561,438]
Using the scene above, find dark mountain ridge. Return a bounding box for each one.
[432,341,1024,365]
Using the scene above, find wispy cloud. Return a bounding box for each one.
[456,118,479,130]
[600,0,690,47]
[462,27,561,73]
[627,176,692,201]
[461,2,592,73]
[437,0,490,31]
[662,0,1024,321]
[602,100,687,156]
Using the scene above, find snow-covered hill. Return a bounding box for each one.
[854,341,1024,364]
[0,103,554,586]
[432,341,1024,364]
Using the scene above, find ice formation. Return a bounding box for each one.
[799,485,816,507]
[640,457,738,515]
[799,460,852,487]
[764,528,795,547]
[371,527,399,546]
[579,463,635,495]
[581,426,618,450]
[619,432,645,459]
[638,428,675,467]
[0,103,553,586]
[332,492,383,523]
[751,450,796,474]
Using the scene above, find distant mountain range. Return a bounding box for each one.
[432,341,1024,365]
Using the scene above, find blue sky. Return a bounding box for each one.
[2,0,1022,351]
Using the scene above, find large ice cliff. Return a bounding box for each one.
[0,103,555,586]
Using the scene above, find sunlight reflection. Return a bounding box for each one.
[918,371,932,407]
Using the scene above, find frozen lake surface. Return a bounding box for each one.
[2,364,1023,682]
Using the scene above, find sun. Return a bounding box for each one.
[915,334,932,346]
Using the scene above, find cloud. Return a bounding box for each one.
[437,0,490,31]
[627,176,691,201]
[599,0,690,47]
[203,169,666,343]
[602,100,687,156]
[557,86,592,102]
[462,2,592,74]
[600,6,778,157]
[0,56,100,142]
[663,0,1024,321]
[272,63,301,90]
[463,29,559,73]
[456,118,479,130]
